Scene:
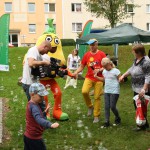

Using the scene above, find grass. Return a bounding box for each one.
[0,45,150,150]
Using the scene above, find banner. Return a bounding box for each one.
[78,20,93,59]
[0,14,10,71]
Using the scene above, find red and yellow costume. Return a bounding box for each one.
[36,19,69,120]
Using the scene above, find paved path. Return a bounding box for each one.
[0,98,2,143]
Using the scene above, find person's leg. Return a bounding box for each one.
[24,135,46,150]
[24,135,30,150]
[93,81,103,117]
[72,70,78,88]
[104,93,111,123]
[133,92,138,109]
[50,79,69,120]
[22,83,30,101]
[64,75,71,89]
[110,94,121,124]
[82,78,93,109]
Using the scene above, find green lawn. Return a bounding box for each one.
[0,45,150,150]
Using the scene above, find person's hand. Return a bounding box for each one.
[51,122,59,128]
[119,75,125,82]
[72,72,78,79]
[94,73,98,78]
[93,68,100,75]
[45,103,50,114]
[139,89,145,98]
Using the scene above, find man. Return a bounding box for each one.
[21,41,52,101]
[73,39,106,123]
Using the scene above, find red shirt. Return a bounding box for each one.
[24,101,52,139]
[81,50,106,81]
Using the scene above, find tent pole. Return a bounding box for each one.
[113,44,118,66]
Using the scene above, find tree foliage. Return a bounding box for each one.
[84,0,135,28]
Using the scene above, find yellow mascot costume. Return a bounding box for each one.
[36,19,69,120]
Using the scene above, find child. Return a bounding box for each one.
[64,49,81,89]
[94,58,121,128]
[24,82,59,150]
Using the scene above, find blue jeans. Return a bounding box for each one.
[22,83,31,101]
[104,93,120,122]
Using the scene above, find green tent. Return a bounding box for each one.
[76,23,150,45]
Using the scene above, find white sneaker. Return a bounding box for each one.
[93,117,99,123]
[73,85,77,88]
[64,85,69,89]
[87,107,94,116]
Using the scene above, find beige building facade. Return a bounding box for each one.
[0,0,150,46]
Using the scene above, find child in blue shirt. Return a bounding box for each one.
[94,57,121,128]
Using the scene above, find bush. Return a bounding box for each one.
[61,39,76,46]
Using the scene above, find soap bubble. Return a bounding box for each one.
[13,95,18,102]
[0,86,4,91]
[77,120,84,128]
[12,65,16,69]
[18,56,21,61]
[10,91,13,95]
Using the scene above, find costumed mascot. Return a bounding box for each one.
[35,18,69,120]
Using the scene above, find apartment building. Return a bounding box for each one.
[0,0,150,46]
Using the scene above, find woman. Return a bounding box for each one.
[119,44,150,131]
[64,49,81,89]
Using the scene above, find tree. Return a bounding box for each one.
[84,0,136,28]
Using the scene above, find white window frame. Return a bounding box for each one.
[29,24,36,33]
[72,23,82,32]
[126,4,134,13]
[28,3,35,13]
[146,4,150,13]
[71,3,82,12]
[5,2,12,12]
[44,3,55,12]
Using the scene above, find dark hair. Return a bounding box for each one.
[132,44,146,56]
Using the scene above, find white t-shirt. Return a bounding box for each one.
[21,46,43,85]
[42,54,50,61]
[102,68,120,94]
[68,54,80,70]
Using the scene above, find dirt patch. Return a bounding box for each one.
[1,98,11,143]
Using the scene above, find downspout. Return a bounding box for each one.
[62,0,65,38]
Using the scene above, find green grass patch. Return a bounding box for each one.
[0,45,150,150]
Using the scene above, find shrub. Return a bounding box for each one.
[61,39,76,46]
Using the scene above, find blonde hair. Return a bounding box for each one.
[101,58,115,68]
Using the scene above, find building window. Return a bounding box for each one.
[29,24,36,33]
[71,3,81,12]
[44,3,55,12]
[72,23,82,32]
[45,24,56,30]
[146,4,150,13]
[5,2,12,12]
[28,3,35,12]
[126,4,134,13]
[147,23,150,31]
